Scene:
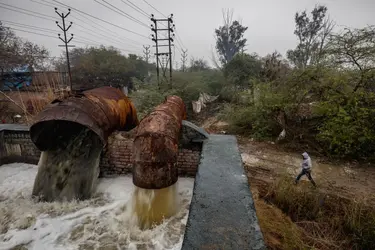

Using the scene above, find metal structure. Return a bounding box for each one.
[181,49,188,72]
[132,95,186,189]
[151,14,175,88]
[143,45,151,63]
[30,86,139,151]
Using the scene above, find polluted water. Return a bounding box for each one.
[131,182,180,230]
[0,163,194,250]
[32,127,103,202]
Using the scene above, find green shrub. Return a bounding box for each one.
[317,92,375,158]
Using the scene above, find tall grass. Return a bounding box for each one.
[263,175,375,249]
[0,72,67,125]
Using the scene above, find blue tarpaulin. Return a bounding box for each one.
[1,65,32,91]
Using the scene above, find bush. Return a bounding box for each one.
[317,91,375,159]
[132,70,227,118]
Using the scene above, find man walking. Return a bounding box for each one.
[295,152,316,187]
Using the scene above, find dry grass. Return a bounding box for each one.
[0,72,68,124]
[260,175,375,250]
[254,198,305,250]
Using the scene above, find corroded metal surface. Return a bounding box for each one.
[133,95,186,189]
[30,86,139,151]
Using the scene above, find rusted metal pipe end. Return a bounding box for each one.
[132,95,186,189]
[30,86,139,151]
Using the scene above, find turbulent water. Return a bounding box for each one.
[0,163,194,250]
[132,184,180,230]
[32,129,103,202]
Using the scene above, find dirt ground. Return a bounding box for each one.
[237,136,375,205]
[200,115,375,205]
[201,116,375,249]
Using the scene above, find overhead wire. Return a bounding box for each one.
[94,0,149,29]
[0,5,55,22]
[2,1,145,54]
[1,20,58,33]
[72,22,140,49]
[120,0,149,18]
[0,2,56,19]
[52,0,149,39]
[36,0,145,47]
[29,0,55,8]
[42,0,143,44]
[142,0,166,18]
[5,25,141,54]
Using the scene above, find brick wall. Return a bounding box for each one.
[99,133,201,177]
[0,128,201,177]
[0,130,40,165]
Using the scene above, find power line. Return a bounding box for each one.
[7,27,140,54]
[120,0,149,18]
[6,27,58,39]
[94,0,149,29]
[70,14,143,45]
[34,0,145,47]
[1,20,58,33]
[72,23,140,49]
[52,0,149,39]
[0,2,56,20]
[0,5,54,22]
[29,0,55,8]
[142,0,166,18]
[6,23,140,54]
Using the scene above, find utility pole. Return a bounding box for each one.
[151,14,175,88]
[143,45,151,63]
[181,49,188,72]
[55,7,74,91]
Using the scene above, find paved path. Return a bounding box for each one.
[182,135,266,250]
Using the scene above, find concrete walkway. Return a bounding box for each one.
[182,135,266,250]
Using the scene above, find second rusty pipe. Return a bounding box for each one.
[132,95,186,189]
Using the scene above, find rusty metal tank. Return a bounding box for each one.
[132,95,186,189]
[30,86,139,151]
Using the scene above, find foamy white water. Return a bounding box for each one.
[0,163,194,250]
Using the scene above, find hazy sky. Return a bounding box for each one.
[1,0,374,67]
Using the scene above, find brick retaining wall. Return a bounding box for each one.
[0,127,201,177]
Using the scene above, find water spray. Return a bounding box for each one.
[30,86,139,202]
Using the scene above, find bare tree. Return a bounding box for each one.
[327,25,375,92]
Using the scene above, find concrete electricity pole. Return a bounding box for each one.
[55,7,74,91]
[151,14,175,88]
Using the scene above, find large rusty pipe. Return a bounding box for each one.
[30,86,139,151]
[132,95,186,189]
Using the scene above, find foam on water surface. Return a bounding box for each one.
[0,163,194,250]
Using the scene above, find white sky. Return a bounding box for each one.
[1,0,375,67]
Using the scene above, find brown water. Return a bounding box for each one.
[131,183,180,229]
[32,128,103,202]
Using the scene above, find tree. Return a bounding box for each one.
[215,9,248,65]
[223,53,262,100]
[54,46,151,90]
[327,26,375,92]
[261,51,290,82]
[188,57,210,72]
[287,5,334,69]
[0,22,50,74]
